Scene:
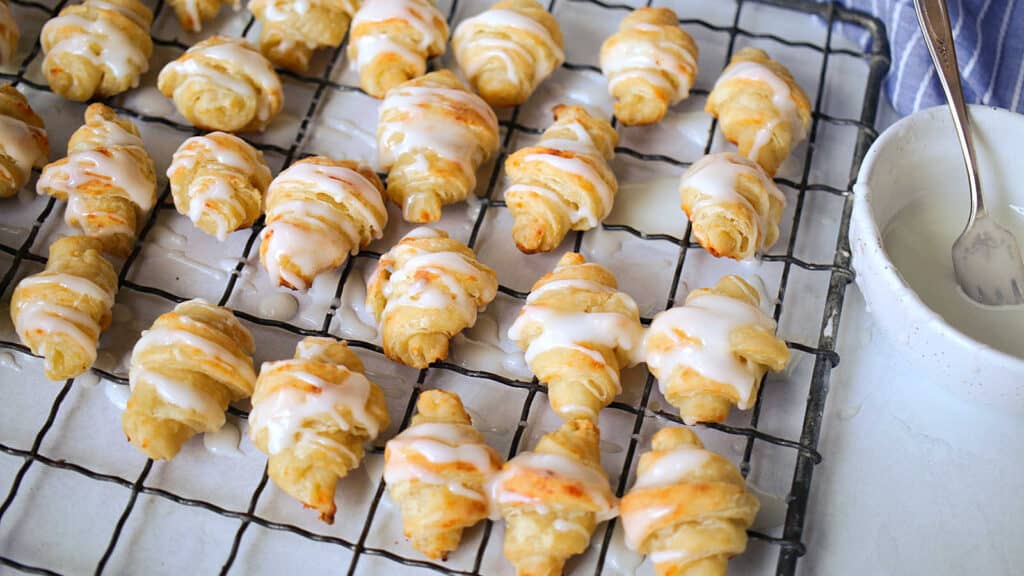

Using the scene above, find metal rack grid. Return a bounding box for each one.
[0,0,892,573]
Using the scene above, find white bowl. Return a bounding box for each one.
[850,105,1024,410]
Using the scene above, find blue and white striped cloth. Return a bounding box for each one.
[839,0,1024,115]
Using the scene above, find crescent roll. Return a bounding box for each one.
[620,427,759,575]
[123,299,257,460]
[384,389,502,559]
[705,47,811,176]
[378,70,500,223]
[40,0,153,102]
[0,85,49,198]
[679,152,784,260]
[489,419,617,576]
[10,236,117,381]
[644,275,789,424]
[504,104,618,253]
[259,157,387,291]
[250,337,389,523]
[36,103,157,257]
[169,0,237,32]
[452,0,564,108]
[347,0,448,98]
[158,36,284,133]
[600,7,698,126]
[366,227,498,369]
[168,131,272,241]
[0,0,18,65]
[252,0,359,73]
[508,253,644,421]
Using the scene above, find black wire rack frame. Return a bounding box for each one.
[0,0,891,573]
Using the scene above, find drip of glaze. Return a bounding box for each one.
[104,380,130,410]
[203,419,244,457]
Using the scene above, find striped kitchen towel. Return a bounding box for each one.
[839,0,1024,115]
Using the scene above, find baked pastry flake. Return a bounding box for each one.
[36,103,157,257]
[0,84,49,198]
[0,0,18,65]
[259,156,387,291]
[252,0,359,73]
[123,299,257,460]
[705,47,811,176]
[679,152,785,260]
[377,70,499,223]
[250,336,389,523]
[170,0,237,32]
[452,0,564,108]
[40,0,154,101]
[366,227,498,369]
[644,275,789,424]
[10,236,117,381]
[168,131,272,241]
[599,7,698,126]
[347,0,448,98]
[620,427,759,575]
[504,104,618,253]
[158,35,284,133]
[384,389,502,559]
[508,252,644,421]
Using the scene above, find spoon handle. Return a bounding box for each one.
[914,0,985,220]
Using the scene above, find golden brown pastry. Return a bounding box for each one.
[167,131,272,241]
[157,35,284,133]
[504,104,618,253]
[508,253,644,421]
[377,70,500,223]
[366,227,498,369]
[452,0,564,108]
[169,0,237,32]
[252,0,359,73]
[705,47,811,176]
[489,419,617,576]
[40,0,153,102]
[123,299,257,460]
[620,427,759,575]
[249,337,389,523]
[644,275,789,424]
[10,236,117,381]
[36,103,157,257]
[0,0,18,65]
[384,390,502,559]
[0,84,49,198]
[679,152,784,260]
[599,7,698,126]
[347,0,447,98]
[259,156,387,291]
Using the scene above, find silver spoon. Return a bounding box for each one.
[915,0,1024,305]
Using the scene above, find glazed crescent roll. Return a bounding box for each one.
[620,427,759,575]
[377,70,500,223]
[250,337,389,523]
[123,299,257,460]
[600,7,698,126]
[10,236,117,381]
[489,419,617,576]
[385,389,502,559]
[452,0,564,108]
[36,103,157,257]
[0,0,18,65]
[679,152,785,260]
[252,0,359,73]
[169,0,237,32]
[644,275,789,424]
[158,36,284,133]
[347,0,448,98]
[508,253,644,421]
[0,85,49,199]
[259,157,387,291]
[706,47,811,176]
[40,0,153,102]
[366,227,498,369]
[504,104,618,253]
[168,132,272,241]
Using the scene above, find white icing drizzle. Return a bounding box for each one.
[453,7,564,90]
[350,0,446,72]
[131,368,226,423]
[713,59,807,156]
[14,301,100,361]
[132,322,255,385]
[384,422,499,501]
[203,420,244,457]
[553,518,591,539]
[645,293,777,409]
[488,451,617,521]
[41,0,149,85]
[0,116,47,184]
[601,18,696,104]
[16,273,115,308]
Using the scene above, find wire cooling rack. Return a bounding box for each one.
[0,0,891,573]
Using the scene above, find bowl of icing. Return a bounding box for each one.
[851,105,1024,409]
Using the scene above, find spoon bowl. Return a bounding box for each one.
[952,214,1024,305]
